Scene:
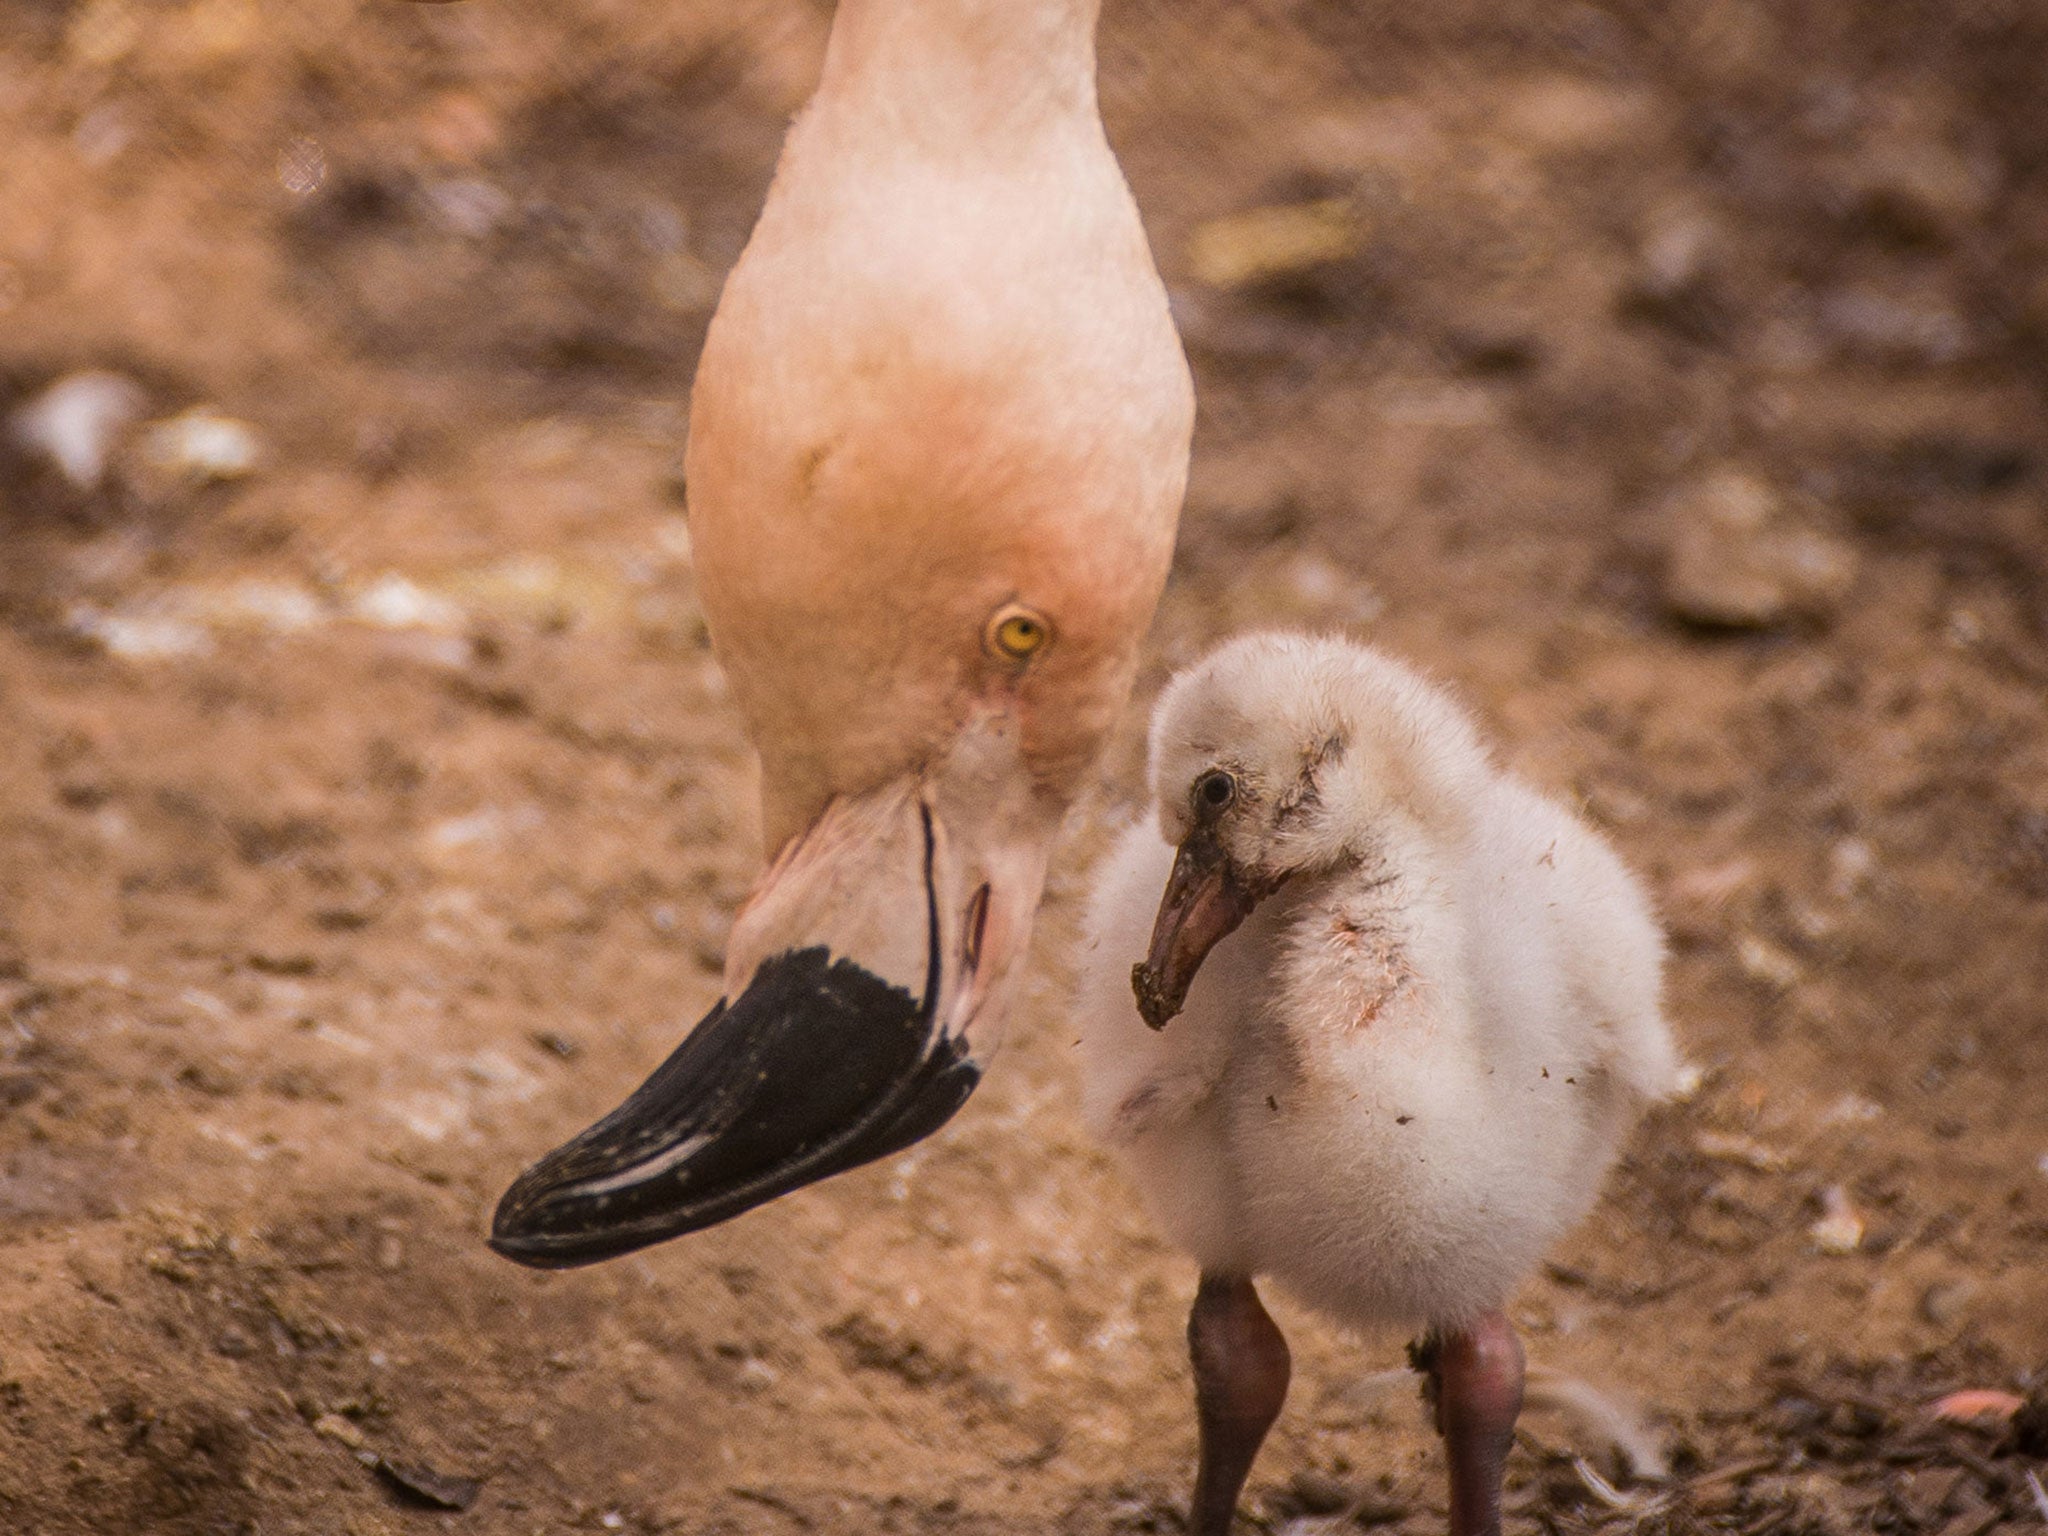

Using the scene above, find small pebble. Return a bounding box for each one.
[1186,199,1362,289]
[1816,285,1970,366]
[67,603,213,661]
[1918,1278,1976,1329]
[312,1412,367,1449]
[1840,129,1993,246]
[8,370,147,488]
[1819,1093,1882,1125]
[1288,1469,1352,1515]
[375,1455,483,1512]
[421,177,511,239]
[1660,470,1858,629]
[1694,1130,1788,1172]
[139,408,264,482]
[1636,206,1721,299]
[1736,933,1804,991]
[1827,838,1876,898]
[352,575,466,633]
[1808,1185,1865,1255]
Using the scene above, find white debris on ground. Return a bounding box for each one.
[350,573,466,632]
[1735,932,1805,990]
[62,551,700,660]
[422,804,544,857]
[1522,1365,1674,1483]
[1808,1184,1866,1256]
[1693,1130,1790,1173]
[8,373,267,501]
[137,407,264,482]
[1819,1093,1883,1126]
[8,370,148,488]
[381,1049,544,1146]
[65,601,214,660]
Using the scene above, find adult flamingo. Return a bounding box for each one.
[492,0,1194,1265]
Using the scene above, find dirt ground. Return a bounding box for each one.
[2,1,2046,1532]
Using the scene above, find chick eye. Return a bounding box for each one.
[1194,769,1237,813]
[985,604,1051,662]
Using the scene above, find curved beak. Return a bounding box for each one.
[1130,827,1271,1030]
[491,777,1037,1269]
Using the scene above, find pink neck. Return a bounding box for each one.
[818,0,1104,145]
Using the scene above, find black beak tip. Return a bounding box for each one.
[1130,961,1180,1031]
[486,1232,535,1264]
[486,1178,610,1270]
[486,947,983,1270]
[484,1226,579,1270]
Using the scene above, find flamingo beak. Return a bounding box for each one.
[1130,828,1272,1030]
[490,779,1034,1269]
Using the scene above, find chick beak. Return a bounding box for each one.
[490,779,1033,1270]
[1131,827,1270,1030]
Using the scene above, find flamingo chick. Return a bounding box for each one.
[491,0,1193,1267]
[1077,633,1678,1536]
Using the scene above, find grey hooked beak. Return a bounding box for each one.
[1130,827,1273,1030]
[492,783,1032,1270]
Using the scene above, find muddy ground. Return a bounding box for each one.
[2,1,2046,1532]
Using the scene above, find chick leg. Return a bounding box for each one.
[1415,1311,1526,1536]
[1187,1272,1291,1536]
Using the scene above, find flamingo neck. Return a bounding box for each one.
[817,0,1104,147]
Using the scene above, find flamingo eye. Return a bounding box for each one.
[985,604,1051,661]
[1194,769,1237,813]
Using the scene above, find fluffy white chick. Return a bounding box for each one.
[1075,631,1677,1536]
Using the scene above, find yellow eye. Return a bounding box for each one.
[986,604,1052,662]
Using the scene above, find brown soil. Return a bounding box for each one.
[2,2,2045,1533]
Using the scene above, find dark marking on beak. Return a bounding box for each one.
[490,948,976,1268]
[491,808,979,1269]
[1129,828,1273,1030]
[962,882,990,974]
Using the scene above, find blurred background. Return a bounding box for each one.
[1,1,2045,1532]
